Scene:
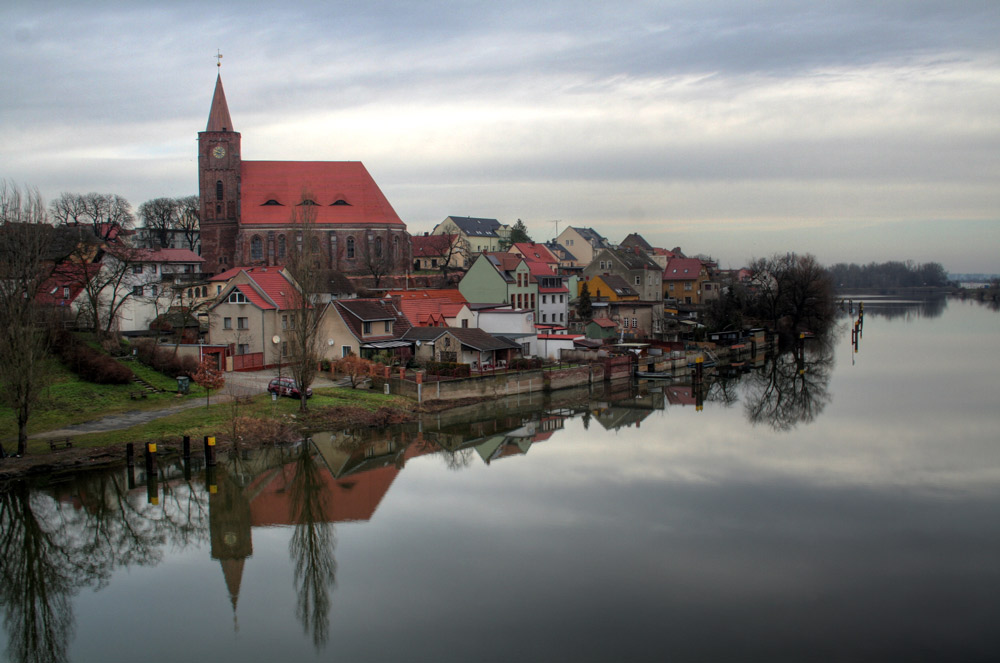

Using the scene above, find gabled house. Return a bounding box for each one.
[459,252,538,315]
[619,233,654,255]
[581,274,639,302]
[430,216,510,267]
[543,240,580,274]
[554,226,611,267]
[402,326,521,369]
[327,298,413,361]
[412,233,464,272]
[118,248,205,333]
[509,242,558,269]
[662,258,710,305]
[583,247,663,302]
[208,266,301,369]
[384,288,469,328]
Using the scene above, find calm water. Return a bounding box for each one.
[3,297,999,662]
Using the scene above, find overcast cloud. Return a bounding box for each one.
[2,1,997,271]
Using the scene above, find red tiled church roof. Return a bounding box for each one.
[240,161,404,228]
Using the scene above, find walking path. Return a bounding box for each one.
[28,369,345,440]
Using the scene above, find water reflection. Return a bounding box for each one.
[743,341,834,431]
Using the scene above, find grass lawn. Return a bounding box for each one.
[18,386,412,455]
[0,356,208,441]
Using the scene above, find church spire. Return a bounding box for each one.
[206,73,234,132]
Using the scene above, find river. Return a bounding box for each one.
[2,296,998,662]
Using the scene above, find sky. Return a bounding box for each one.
[1,1,998,273]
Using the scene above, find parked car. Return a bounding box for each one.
[267,376,312,399]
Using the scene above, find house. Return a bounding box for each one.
[509,241,558,269]
[585,317,619,341]
[583,247,663,302]
[383,288,469,328]
[537,332,585,361]
[459,252,538,315]
[530,262,569,325]
[326,298,413,362]
[473,306,538,357]
[207,266,300,369]
[662,258,710,305]
[118,248,205,333]
[606,300,664,341]
[554,226,611,268]
[543,240,581,274]
[402,326,521,369]
[430,216,510,267]
[581,274,639,302]
[619,233,654,255]
[411,233,463,272]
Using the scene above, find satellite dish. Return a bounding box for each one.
[271,335,280,344]
[415,340,422,347]
[327,339,335,346]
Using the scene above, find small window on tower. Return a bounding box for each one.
[216,181,223,201]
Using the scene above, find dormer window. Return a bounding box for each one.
[228,290,248,304]
[331,199,351,206]
[297,199,318,206]
[262,199,283,206]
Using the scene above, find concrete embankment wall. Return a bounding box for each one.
[390,358,630,403]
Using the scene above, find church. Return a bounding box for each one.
[198,74,411,276]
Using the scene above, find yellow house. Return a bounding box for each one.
[580,274,639,302]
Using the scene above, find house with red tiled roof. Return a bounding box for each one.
[198,74,410,276]
[509,241,558,267]
[207,266,305,368]
[383,288,470,328]
[411,233,464,273]
[662,258,710,305]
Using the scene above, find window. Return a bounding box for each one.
[133,264,143,274]
[560,312,565,321]
[277,235,286,259]
[461,319,469,328]
[251,236,263,261]
[393,236,399,256]
[224,317,232,329]
[237,317,248,330]
[281,341,288,357]
[431,259,438,268]
[262,199,283,206]
[444,337,451,348]
[560,295,564,303]
[346,236,355,258]
[363,321,372,334]
[217,285,222,295]
[132,285,143,296]
[332,198,350,206]
[149,264,157,274]
[684,282,693,291]
[62,286,70,298]
[542,295,547,304]
[542,313,547,322]
[216,180,223,201]
[311,237,320,253]
[668,283,674,291]
[530,294,535,309]
[228,290,247,304]
[635,276,641,286]
[151,285,157,296]
[384,321,391,333]
[632,317,638,328]
[375,237,383,256]
[342,346,351,357]
[282,314,288,330]
[237,343,249,355]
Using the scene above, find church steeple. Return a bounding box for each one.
[206,73,234,132]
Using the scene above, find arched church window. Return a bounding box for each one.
[277,235,286,259]
[393,236,399,256]
[346,236,355,259]
[311,237,320,253]
[375,237,383,257]
[216,180,224,201]
[251,235,263,261]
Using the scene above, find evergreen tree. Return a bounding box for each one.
[509,219,532,245]
[577,281,593,320]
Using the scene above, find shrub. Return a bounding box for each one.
[132,339,198,377]
[51,331,134,384]
[425,361,470,378]
[510,357,542,371]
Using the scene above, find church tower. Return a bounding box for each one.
[198,73,241,273]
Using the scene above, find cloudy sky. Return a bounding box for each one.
[2,1,998,272]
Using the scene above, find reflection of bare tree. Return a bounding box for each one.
[743,343,833,431]
[706,374,741,407]
[288,443,337,650]
[441,447,476,471]
[0,481,75,663]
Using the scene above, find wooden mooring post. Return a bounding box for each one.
[204,435,216,466]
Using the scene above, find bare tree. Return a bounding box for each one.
[0,182,57,457]
[358,231,395,289]
[138,197,181,248]
[284,195,327,412]
[745,253,835,340]
[50,192,134,241]
[176,195,201,253]
[70,240,154,339]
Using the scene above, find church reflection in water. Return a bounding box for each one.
[0,344,834,661]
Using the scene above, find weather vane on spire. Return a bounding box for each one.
[215,49,223,69]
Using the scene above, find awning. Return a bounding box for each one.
[361,340,411,349]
